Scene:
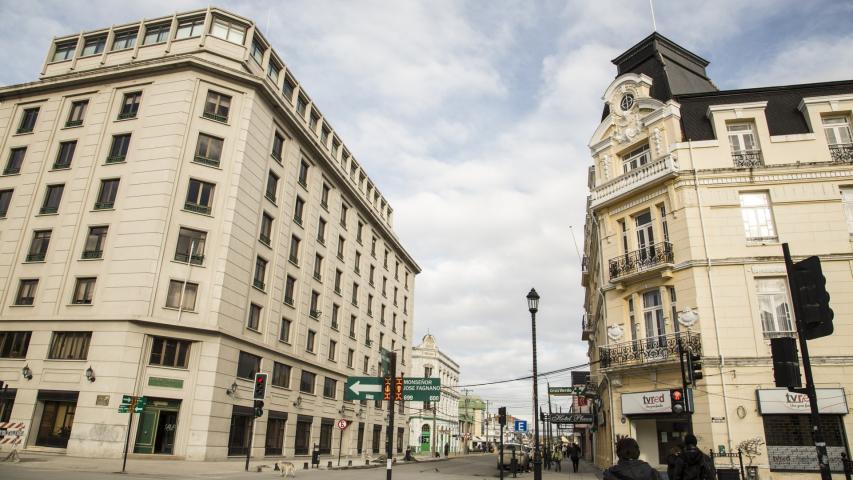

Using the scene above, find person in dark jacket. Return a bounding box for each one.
[603,437,661,480]
[444,442,450,457]
[569,442,581,472]
[665,445,682,480]
[672,434,714,480]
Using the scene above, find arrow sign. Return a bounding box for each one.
[345,377,384,400]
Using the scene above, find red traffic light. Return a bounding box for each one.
[672,390,682,401]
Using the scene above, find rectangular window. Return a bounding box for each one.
[81,36,106,57]
[328,340,337,362]
[354,252,362,274]
[340,203,348,228]
[272,362,291,388]
[337,236,345,260]
[265,414,286,456]
[298,160,310,187]
[357,221,364,243]
[247,303,262,330]
[313,253,323,281]
[347,348,354,368]
[823,116,853,146]
[52,40,77,62]
[149,337,190,368]
[254,256,267,290]
[668,287,679,333]
[107,134,131,163]
[756,277,794,337]
[381,305,386,325]
[282,76,296,101]
[659,204,669,242]
[94,179,120,209]
[112,30,137,51]
[166,280,198,311]
[82,226,107,259]
[365,324,372,347]
[310,112,320,131]
[15,279,38,306]
[5,147,26,175]
[739,191,777,241]
[279,318,292,343]
[367,294,374,316]
[18,107,39,134]
[228,407,253,456]
[621,144,650,174]
[300,370,316,394]
[321,183,330,208]
[263,171,278,203]
[842,187,853,236]
[185,179,215,215]
[369,265,375,284]
[321,126,331,145]
[175,227,206,264]
[0,331,31,358]
[48,331,91,360]
[194,133,223,167]
[271,132,285,161]
[306,329,316,352]
[250,40,264,64]
[54,141,77,169]
[317,218,327,244]
[350,316,357,339]
[294,196,305,224]
[284,276,296,305]
[294,417,312,455]
[296,95,308,117]
[371,236,377,257]
[403,321,407,338]
[362,355,369,374]
[382,277,387,296]
[118,92,142,119]
[260,213,273,245]
[175,17,204,39]
[27,230,51,262]
[40,184,64,214]
[331,303,340,329]
[289,235,301,264]
[728,122,763,167]
[203,91,231,122]
[351,282,359,306]
[236,351,261,379]
[310,291,321,318]
[143,23,170,45]
[267,62,280,82]
[405,271,409,290]
[209,17,246,45]
[72,277,96,304]
[323,378,337,398]
[334,269,343,294]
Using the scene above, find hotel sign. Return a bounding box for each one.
[757,388,848,415]
[621,390,673,415]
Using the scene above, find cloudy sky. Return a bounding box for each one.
[2,0,851,421]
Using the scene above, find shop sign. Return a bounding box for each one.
[148,377,184,389]
[757,388,847,415]
[621,390,673,415]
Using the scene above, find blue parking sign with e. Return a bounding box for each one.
[514,420,527,432]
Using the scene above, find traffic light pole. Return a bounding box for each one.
[386,351,397,480]
[784,243,832,480]
[676,335,693,434]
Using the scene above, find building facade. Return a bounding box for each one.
[581,33,853,478]
[407,334,460,455]
[0,7,419,461]
[458,393,486,451]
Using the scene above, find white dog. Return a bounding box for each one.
[274,461,296,478]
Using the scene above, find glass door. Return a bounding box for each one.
[635,211,655,266]
[643,290,666,351]
[36,401,76,448]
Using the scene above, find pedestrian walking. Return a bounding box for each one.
[553,446,563,472]
[570,442,581,473]
[665,445,682,480]
[603,437,661,480]
[444,442,450,458]
[672,434,714,480]
[544,447,552,470]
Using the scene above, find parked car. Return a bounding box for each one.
[496,443,530,470]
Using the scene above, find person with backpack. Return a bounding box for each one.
[672,434,715,480]
[665,445,682,480]
[603,437,661,480]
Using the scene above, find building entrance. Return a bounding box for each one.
[133,398,181,454]
[420,424,431,453]
[34,391,79,449]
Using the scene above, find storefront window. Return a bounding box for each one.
[294,415,312,455]
[763,415,845,471]
[265,413,287,456]
[227,406,253,456]
[319,418,333,454]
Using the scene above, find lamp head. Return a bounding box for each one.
[526,288,540,313]
[85,366,96,382]
[22,364,33,380]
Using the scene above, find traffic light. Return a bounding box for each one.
[254,399,264,418]
[687,352,703,384]
[253,372,268,401]
[383,376,392,401]
[498,406,507,426]
[670,389,685,414]
[770,336,802,388]
[792,256,834,340]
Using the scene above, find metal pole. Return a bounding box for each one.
[432,404,437,457]
[547,382,554,458]
[499,422,504,480]
[783,243,832,480]
[677,335,694,434]
[121,406,134,473]
[531,309,542,480]
[338,425,343,466]
[386,351,397,480]
[245,414,256,471]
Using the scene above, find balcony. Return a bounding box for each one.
[25,253,45,262]
[81,250,103,260]
[609,241,673,283]
[105,155,126,164]
[581,256,589,287]
[830,143,853,163]
[184,203,211,215]
[731,150,764,168]
[117,111,137,120]
[589,155,678,209]
[599,331,701,369]
[202,111,228,123]
[310,309,322,319]
[581,314,594,341]
[253,279,266,291]
[193,155,220,168]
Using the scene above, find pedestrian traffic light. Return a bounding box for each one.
[792,256,834,340]
[498,406,507,426]
[254,399,264,418]
[687,352,703,384]
[670,389,685,414]
[253,372,268,400]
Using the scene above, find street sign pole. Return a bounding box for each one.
[499,421,504,480]
[386,351,397,480]
[338,425,344,467]
[121,406,134,473]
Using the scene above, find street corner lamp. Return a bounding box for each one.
[85,365,96,382]
[21,364,33,380]
[526,287,542,480]
[527,288,540,314]
[293,395,303,407]
[227,379,238,396]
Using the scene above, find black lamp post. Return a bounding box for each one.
[527,288,542,480]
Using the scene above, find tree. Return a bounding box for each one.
[736,437,765,466]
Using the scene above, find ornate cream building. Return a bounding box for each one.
[0,7,419,461]
[582,33,853,478]
[407,334,460,455]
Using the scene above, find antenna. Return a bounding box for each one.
[649,0,658,31]
[568,225,582,263]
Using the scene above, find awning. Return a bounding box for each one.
[472,436,485,442]
[561,436,570,443]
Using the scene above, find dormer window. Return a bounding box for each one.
[823,116,852,162]
[210,17,246,45]
[727,122,763,167]
[621,144,650,174]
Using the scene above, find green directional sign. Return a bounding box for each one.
[118,406,129,413]
[345,377,385,401]
[121,395,133,405]
[134,396,148,413]
[549,386,573,396]
[401,378,440,402]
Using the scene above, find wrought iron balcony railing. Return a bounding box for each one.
[731,150,764,168]
[599,331,701,369]
[608,241,673,281]
[830,143,853,163]
[582,314,594,341]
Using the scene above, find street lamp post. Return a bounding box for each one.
[527,288,542,480]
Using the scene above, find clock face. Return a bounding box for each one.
[619,93,635,111]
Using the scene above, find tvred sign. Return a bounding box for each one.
[621,390,673,415]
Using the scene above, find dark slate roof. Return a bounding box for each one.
[675,80,853,141]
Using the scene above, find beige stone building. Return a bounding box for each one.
[581,33,853,478]
[406,334,460,455]
[0,7,419,461]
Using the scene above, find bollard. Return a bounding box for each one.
[348,460,352,466]
[303,462,309,470]
[327,460,332,468]
[511,448,518,478]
